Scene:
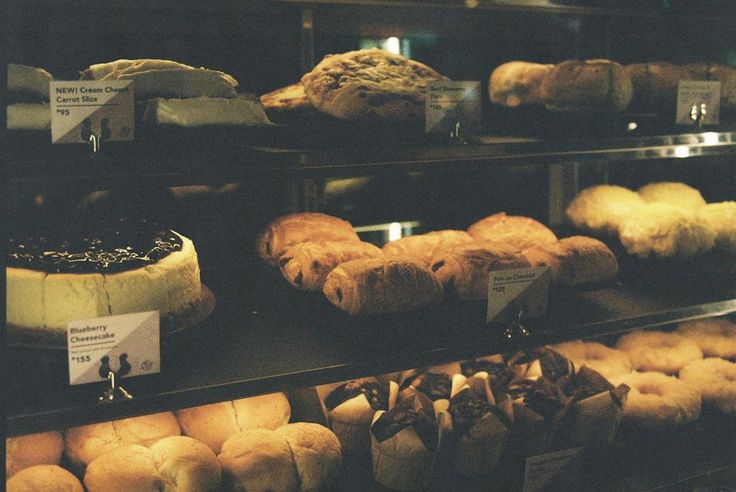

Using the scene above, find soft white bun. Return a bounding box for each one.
[611,371,701,430]
[552,340,632,380]
[275,423,342,492]
[6,464,84,492]
[637,182,707,210]
[175,393,291,454]
[566,185,645,235]
[616,330,703,374]
[84,436,221,492]
[676,317,736,359]
[6,431,63,478]
[697,202,736,253]
[679,358,736,414]
[65,412,181,467]
[618,203,716,259]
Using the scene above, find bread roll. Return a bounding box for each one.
[488,61,554,107]
[540,59,633,112]
[566,184,647,235]
[521,236,618,287]
[382,230,475,266]
[625,62,683,111]
[275,423,342,492]
[84,437,221,492]
[7,465,84,492]
[619,203,716,259]
[638,181,707,210]
[257,213,360,265]
[467,212,557,250]
[697,202,736,253]
[322,257,443,315]
[430,241,531,300]
[279,240,383,290]
[6,431,63,478]
[176,393,291,454]
[65,412,181,467]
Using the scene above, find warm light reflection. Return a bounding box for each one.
[388,222,403,241]
[385,37,401,54]
[673,146,690,158]
[702,132,720,145]
[627,122,638,131]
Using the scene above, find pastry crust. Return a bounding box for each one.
[322,257,443,315]
[637,181,707,210]
[625,62,683,111]
[279,240,383,291]
[429,241,530,300]
[467,212,557,251]
[521,236,618,287]
[540,59,633,112]
[382,230,475,266]
[566,184,646,235]
[618,203,716,259]
[696,202,736,253]
[615,330,703,374]
[256,213,360,265]
[489,61,553,107]
[301,48,447,123]
[260,83,312,112]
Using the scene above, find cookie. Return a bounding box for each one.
[260,83,313,113]
[301,48,447,123]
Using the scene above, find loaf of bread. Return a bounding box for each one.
[279,240,383,290]
[382,230,475,266]
[566,184,646,235]
[175,393,291,454]
[257,213,360,265]
[430,242,531,300]
[7,465,84,492]
[83,437,221,492]
[540,59,633,112]
[697,202,736,253]
[322,257,443,315]
[488,61,554,107]
[521,236,619,287]
[467,212,557,251]
[6,431,63,478]
[65,412,181,467]
[625,62,683,112]
[637,181,707,210]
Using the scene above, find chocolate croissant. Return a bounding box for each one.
[467,212,557,251]
[322,258,443,315]
[279,241,383,291]
[430,242,530,300]
[382,230,475,266]
[522,236,618,287]
[256,213,360,265]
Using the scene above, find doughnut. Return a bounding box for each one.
[565,185,646,235]
[552,340,632,380]
[679,358,736,414]
[615,330,703,374]
[611,371,701,430]
[637,181,707,211]
[676,317,736,359]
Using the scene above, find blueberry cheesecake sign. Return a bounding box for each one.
[50,80,134,144]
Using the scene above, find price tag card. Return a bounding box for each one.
[67,311,160,386]
[50,80,134,144]
[523,447,584,492]
[676,80,720,125]
[487,267,550,324]
[426,81,481,134]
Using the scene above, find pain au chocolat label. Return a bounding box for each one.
[50,80,134,144]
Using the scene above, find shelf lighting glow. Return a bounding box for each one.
[388,222,403,241]
[385,37,401,55]
[673,145,690,158]
[702,132,720,145]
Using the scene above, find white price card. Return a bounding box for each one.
[67,311,160,386]
[676,80,720,125]
[50,80,134,144]
[487,266,550,324]
[425,81,481,134]
[523,447,584,492]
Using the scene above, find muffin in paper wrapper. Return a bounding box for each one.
[398,362,460,403]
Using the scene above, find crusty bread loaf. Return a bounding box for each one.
[467,212,557,251]
[322,257,443,315]
[382,230,475,266]
[175,393,291,454]
[65,412,181,467]
[625,62,683,111]
[257,213,360,265]
[6,431,63,478]
[83,437,221,492]
[7,465,84,492]
[540,59,633,112]
[489,61,554,107]
[522,236,619,287]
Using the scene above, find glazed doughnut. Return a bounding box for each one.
[552,340,632,380]
[676,317,736,359]
[637,182,707,211]
[566,185,646,235]
[679,358,736,414]
[615,330,703,374]
[611,371,701,430]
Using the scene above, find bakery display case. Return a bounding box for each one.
[5,0,736,490]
